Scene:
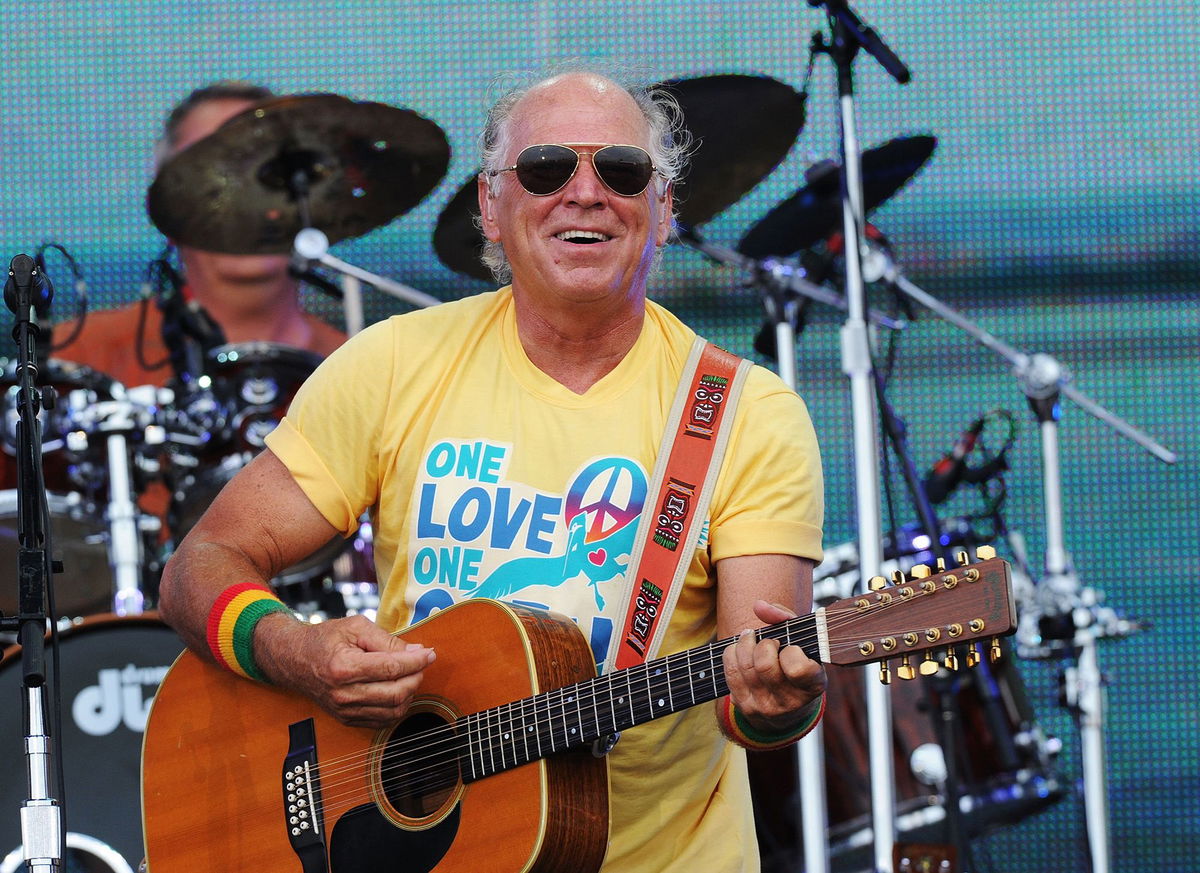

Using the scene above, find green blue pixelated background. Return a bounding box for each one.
[0,2,1196,872]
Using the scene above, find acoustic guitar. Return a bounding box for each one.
[141,551,1014,873]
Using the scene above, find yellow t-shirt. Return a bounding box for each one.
[266,288,823,872]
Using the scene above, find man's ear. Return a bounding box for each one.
[655,180,674,247]
[477,174,501,242]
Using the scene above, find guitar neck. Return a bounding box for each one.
[458,614,820,782]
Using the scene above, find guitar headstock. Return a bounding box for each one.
[819,545,1015,683]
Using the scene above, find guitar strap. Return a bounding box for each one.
[605,337,752,672]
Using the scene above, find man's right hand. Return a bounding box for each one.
[255,612,436,728]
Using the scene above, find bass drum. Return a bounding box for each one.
[750,532,1063,873]
[0,616,185,873]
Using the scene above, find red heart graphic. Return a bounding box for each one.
[588,548,607,566]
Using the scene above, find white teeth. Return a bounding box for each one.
[555,230,610,243]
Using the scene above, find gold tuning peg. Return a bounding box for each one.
[966,642,981,668]
[910,564,932,579]
[935,556,946,571]
[943,648,960,671]
[955,549,969,566]
[897,655,916,680]
[990,636,1003,662]
[868,575,888,591]
[919,652,939,676]
[878,662,892,685]
[891,569,906,585]
[976,544,997,560]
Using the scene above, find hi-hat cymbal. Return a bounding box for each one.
[148,93,450,255]
[737,134,937,260]
[432,73,806,281]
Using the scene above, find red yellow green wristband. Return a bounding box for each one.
[719,692,826,751]
[205,582,293,682]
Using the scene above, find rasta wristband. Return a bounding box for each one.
[718,692,826,751]
[205,582,293,682]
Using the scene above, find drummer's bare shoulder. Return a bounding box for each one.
[52,301,171,388]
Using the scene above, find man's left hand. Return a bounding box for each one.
[722,599,826,733]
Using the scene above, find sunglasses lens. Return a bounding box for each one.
[514,144,580,195]
[593,146,655,196]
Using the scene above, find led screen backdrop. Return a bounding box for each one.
[0,2,1196,872]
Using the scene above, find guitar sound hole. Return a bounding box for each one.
[380,711,462,819]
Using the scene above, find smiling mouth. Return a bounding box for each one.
[555,230,611,244]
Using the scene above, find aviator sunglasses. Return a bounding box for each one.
[489,143,663,197]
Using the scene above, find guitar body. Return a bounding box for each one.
[142,599,609,873]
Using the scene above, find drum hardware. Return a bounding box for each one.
[160,343,378,603]
[63,386,168,617]
[857,236,1175,873]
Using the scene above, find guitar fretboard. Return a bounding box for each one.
[458,613,821,781]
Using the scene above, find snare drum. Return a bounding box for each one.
[0,615,185,873]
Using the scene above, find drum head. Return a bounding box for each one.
[0,616,185,873]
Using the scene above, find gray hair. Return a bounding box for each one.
[476,67,691,284]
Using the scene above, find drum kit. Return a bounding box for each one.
[0,53,1175,873]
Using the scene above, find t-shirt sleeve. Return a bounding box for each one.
[707,365,824,563]
[264,319,395,536]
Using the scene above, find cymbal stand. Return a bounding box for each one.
[72,387,167,615]
[1,253,63,873]
[806,3,911,871]
[292,228,439,335]
[275,143,439,334]
[863,242,1176,873]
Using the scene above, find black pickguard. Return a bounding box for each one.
[329,802,461,873]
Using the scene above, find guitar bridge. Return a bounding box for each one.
[284,718,329,873]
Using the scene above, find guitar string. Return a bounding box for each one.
[299,575,964,793]
[304,589,969,811]
[306,581,970,806]
[149,580,989,849]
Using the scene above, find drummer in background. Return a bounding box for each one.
[53,80,346,388]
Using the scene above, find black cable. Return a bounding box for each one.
[37,242,89,351]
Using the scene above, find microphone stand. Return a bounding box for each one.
[676,225,908,873]
[806,4,911,870]
[864,242,1176,873]
[1,254,64,873]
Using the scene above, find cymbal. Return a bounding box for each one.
[659,74,806,228]
[737,134,937,260]
[432,73,806,280]
[432,175,492,282]
[147,93,450,255]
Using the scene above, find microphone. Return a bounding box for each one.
[155,258,226,384]
[4,253,54,316]
[922,416,985,504]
